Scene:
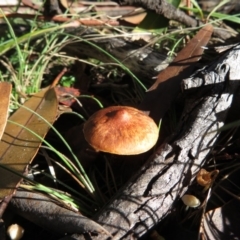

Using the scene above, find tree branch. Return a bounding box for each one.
[117,0,234,40]
[68,44,240,239]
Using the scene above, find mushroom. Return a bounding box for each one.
[196,168,219,191]
[181,194,200,210]
[83,106,159,155]
[7,224,24,240]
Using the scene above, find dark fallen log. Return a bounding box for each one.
[9,190,111,237]
[66,44,240,239]
[63,26,169,82]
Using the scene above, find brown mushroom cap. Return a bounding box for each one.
[196,169,219,187]
[83,106,159,155]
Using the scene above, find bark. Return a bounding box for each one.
[68,44,240,239]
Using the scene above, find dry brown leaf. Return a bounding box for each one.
[121,8,147,24]
[140,24,213,123]
[0,87,58,199]
[0,82,11,140]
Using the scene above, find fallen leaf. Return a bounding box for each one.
[55,86,80,107]
[140,24,213,123]
[121,8,147,25]
[0,82,11,140]
[132,0,180,33]
[133,10,169,34]
[0,87,58,199]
